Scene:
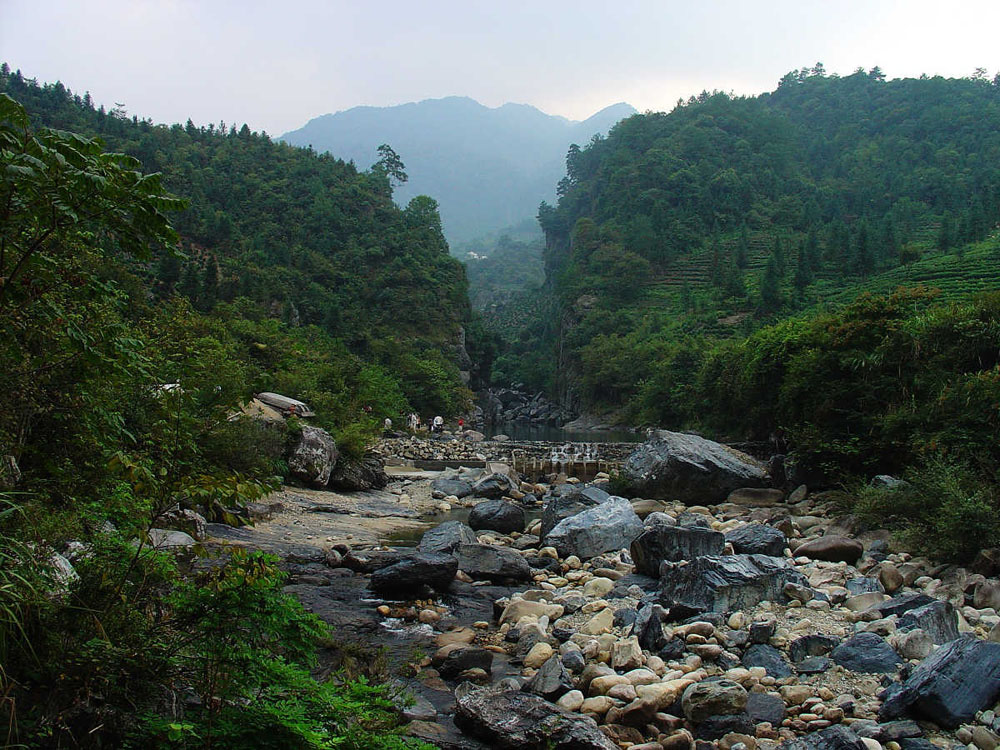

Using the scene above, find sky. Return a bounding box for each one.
[3,0,999,136]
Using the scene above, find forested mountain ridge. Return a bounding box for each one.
[518,68,1000,416]
[281,96,636,243]
[0,65,482,409]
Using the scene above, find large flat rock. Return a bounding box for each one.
[544,497,644,560]
[630,525,725,576]
[622,430,768,503]
[659,553,809,617]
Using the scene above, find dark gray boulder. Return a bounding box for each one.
[437,646,494,679]
[741,644,793,678]
[749,619,776,644]
[778,725,867,750]
[830,632,902,673]
[796,656,832,674]
[454,685,617,749]
[789,634,841,663]
[879,635,1000,728]
[659,554,809,616]
[677,511,712,528]
[878,720,924,741]
[540,485,610,538]
[370,553,457,596]
[630,525,726,576]
[897,600,959,645]
[865,593,937,619]
[746,692,787,725]
[632,603,668,652]
[469,499,525,534]
[471,472,515,499]
[524,655,573,701]
[328,452,388,491]
[431,478,474,498]
[725,523,787,557]
[794,536,864,564]
[341,549,407,573]
[418,520,478,554]
[621,430,768,503]
[694,713,755,740]
[544,497,643,559]
[455,543,531,581]
[846,576,885,595]
[561,649,585,673]
[288,425,339,487]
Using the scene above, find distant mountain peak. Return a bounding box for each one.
[280,96,636,243]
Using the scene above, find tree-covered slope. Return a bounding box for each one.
[0,65,476,395]
[281,96,636,243]
[524,68,1000,412]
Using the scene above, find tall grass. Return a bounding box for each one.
[0,495,46,745]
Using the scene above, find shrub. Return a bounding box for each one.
[853,457,1000,562]
[201,417,288,477]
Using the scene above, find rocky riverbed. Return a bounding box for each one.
[201,432,1000,750]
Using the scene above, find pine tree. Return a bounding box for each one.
[721,253,745,299]
[199,255,219,311]
[735,224,750,269]
[793,243,812,294]
[178,261,201,301]
[772,236,786,275]
[852,221,874,276]
[156,251,182,295]
[710,244,723,287]
[804,227,821,271]
[880,215,898,261]
[970,198,988,242]
[759,254,782,312]
[937,214,955,250]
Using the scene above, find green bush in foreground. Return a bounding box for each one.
[1,523,428,749]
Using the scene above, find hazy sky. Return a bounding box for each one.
[3,0,999,135]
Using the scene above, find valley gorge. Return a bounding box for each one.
[4,60,1000,750]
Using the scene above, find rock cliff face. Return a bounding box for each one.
[480,387,575,428]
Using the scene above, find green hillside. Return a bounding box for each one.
[508,68,1000,409]
[0,66,477,407]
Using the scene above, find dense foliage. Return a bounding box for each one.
[0,64,476,424]
[631,286,1000,477]
[521,68,1000,412]
[0,89,430,747]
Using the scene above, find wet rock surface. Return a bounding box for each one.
[455,543,532,581]
[419,520,478,554]
[370,552,457,596]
